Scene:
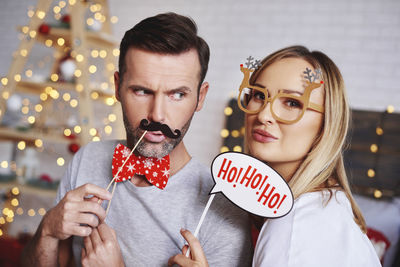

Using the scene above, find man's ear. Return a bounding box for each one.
[195,82,209,112]
[114,71,121,101]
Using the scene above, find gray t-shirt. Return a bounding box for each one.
[56,140,253,266]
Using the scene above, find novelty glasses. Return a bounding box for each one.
[237,65,325,124]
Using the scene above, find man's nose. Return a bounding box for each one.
[148,94,166,123]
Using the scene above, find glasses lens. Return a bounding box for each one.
[239,87,266,113]
[272,95,304,122]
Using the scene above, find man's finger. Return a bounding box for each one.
[76,213,100,228]
[79,201,107,221]
[90,227,102,251]
[75,183,112,201]
[97,223,115,241]
[181,245,190,257]
[83,236,93,254]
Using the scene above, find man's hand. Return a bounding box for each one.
[81,223,124,267]
[42,183,112,240]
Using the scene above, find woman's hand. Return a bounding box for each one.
[168,229,209,267]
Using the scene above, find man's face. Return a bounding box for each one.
[115,48,208,158]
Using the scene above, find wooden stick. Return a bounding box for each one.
[185,194,216,257]
[105,179,117,216]
[99,130,148,205]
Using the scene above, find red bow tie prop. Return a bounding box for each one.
[112,143,170,190]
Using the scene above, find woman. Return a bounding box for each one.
[168,46,381,267]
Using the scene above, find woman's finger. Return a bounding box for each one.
[180,229,207,262]
[168,254,193,267]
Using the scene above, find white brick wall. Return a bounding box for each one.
[1,0,399,166]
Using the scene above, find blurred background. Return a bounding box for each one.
[0,0,399,266]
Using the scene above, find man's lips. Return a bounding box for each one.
[144,131,166,143]
[252,129,278,143]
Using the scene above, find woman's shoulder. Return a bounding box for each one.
[253,190,381,267]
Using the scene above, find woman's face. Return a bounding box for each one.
[245,58,324,179]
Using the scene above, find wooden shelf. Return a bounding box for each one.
[0,181,57,198]
[15,80,113,99]
[0,127,71,145]
[19,26,118,49]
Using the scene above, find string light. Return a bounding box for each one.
[29,30,37,38]
[35,104,43,112]
[94,12,102,21]
[69,0,77,5]
[2,91,10,100]
[367,169,375,178]
[38,208,46,216]
[64,128,72,136]
[90,4,97,12]
[27,10,34,18]
[35,139,43,147]
[25,69,33,77]
[49,89,60,99]
[220,129,229,138]
[21,106,29,114]
[92,136,100,142]
[376,127,383,135]
[50,73,59,82]
[108,113,117,122]
[91,50,99,58]
[11,199,19,207]
[28,209,36,216]
[220,146,229,153]
[22,98,30,106]
[0,161,8,168]
[89,128,97,136]
[36,10,46,19]
[20,49,28,57]
[57,38,65,46]
[91,92,99,100]
[76,54,84,62]
[76,84,83,92]
[224,107,233,116]
[59,1,66,8]
[74,69,82,77]
[107,63,115,71]
[70,99,78,107]
[99,50,107,58]
[22,26,29,34]
[89,65,97,73]
[57,157,65,166]
[40,93,48,101]
[233,146,242,152]
[105,97,115,106]
[387,105,394,113]
[14,74,21,82]
[53,6,61,14]
[1,77,8,85]
[374,189,382,199]
[101,82,108,90]
[231,130,240,138]
[11,187,19,195]
[17,141,26,150]
[45,39,53,47]
[87,18,94,26]
[112,48,120,57]
[370,144,378,153]
[16,208,23,215]
[110,16,118,24]
[74,125,81,133]
[104,125,112,134]
[63,93,71,101]
[28,116,36,124]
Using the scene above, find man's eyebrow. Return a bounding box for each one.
[253,83,266,89]
[168,86,192,93]
[128,85,153,91]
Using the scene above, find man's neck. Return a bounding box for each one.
[130,141,191,187]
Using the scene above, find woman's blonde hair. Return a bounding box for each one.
[248,45,366,232]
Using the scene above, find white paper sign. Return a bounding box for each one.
[210,152,293,218]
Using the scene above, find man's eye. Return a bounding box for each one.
[171,92,185,100]
[133,89,147,96]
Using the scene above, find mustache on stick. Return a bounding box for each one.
[139,119,181,139]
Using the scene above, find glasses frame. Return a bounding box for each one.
[237,65,325,124]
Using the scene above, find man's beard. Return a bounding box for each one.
[122,113,193,158]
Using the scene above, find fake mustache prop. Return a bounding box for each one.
[139,119,181,139]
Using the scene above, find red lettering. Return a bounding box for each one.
[257,183,275,205]
[227,167,237,183]
[268,193,280,209]
[250,173,263,189]
[217,158,231,180]
[240,166,257,187]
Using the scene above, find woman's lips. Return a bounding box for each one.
[144,131,166,142]
[252,129,278,143]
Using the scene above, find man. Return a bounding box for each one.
[22,13,252,266]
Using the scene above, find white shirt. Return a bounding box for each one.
[253,190,382,267]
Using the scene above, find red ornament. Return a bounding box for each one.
[38,23,50,35]
[61,14,71,24]
[40,174,52,182]
[68,143,80,154]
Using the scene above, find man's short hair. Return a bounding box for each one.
[118,12,210,88]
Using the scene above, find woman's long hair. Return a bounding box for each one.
[248,45,366,232]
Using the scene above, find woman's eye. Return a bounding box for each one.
[286,99,302,108]
[253,91,265,100]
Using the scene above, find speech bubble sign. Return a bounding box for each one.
[210,152,293,218]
